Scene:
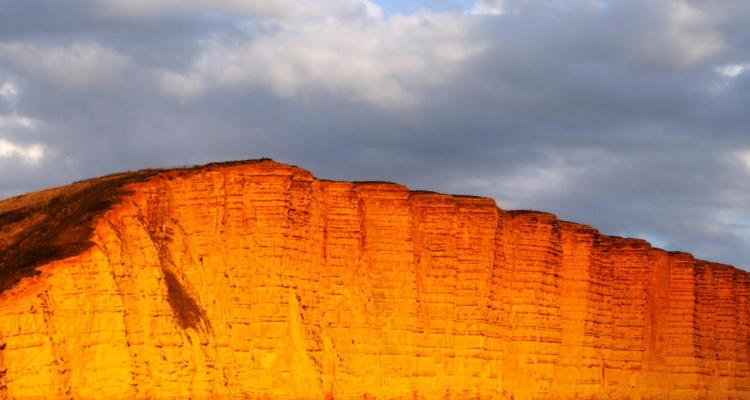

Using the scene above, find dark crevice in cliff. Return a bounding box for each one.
[163,269,210,332]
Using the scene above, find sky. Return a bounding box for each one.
[1,0,750,268]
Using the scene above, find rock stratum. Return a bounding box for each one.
[0,159,748,399]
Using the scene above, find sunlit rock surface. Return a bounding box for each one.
[0,159,748,399]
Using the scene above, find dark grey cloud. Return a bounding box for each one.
[1,0,750,268]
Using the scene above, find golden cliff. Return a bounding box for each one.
[0,159,748,399]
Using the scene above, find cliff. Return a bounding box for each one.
[0,159,748,399]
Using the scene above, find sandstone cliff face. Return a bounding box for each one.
[0,159,748,399]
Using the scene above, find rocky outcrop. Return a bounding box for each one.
[0,159,748,399]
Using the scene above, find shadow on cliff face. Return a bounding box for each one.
[163,269,210,333]
[0,171,159,294]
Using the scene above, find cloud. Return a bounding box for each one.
[1,0,750,269]
[469,3,505,15]
[161,3,480,107]
[717,63,749,78]
[95,0,315,19]
[0,82,44,164]
[0,42,129,91]
[0,82,18,103]
[738,150,750,170]
[0,80,39,131]
[0,114,36,130]
[0,139,44,164]
[661,0,724,68]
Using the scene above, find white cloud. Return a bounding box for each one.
[469,1,506,16]
[663,1,724,68]
[0,82,18,103]
[161,1,481,107]
[96,0,315,19]
[98,0,389,22]
[0,42,128,91]
[0,80,39,130]
[710,62,748,94]
[461,166,571,210]
[0,138,44,164]
[716,63,748,78]
[0,114,36,130]
[738,150,750,170]
[610,1,727,70]
[0,79,44,165]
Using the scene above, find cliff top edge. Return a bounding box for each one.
[0,158,746,295]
